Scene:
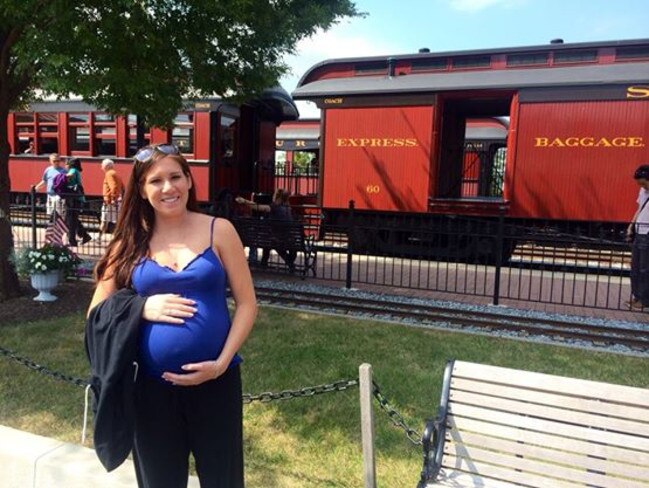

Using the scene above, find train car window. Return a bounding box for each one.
[553,49,597,64]
[69,113,90,123]
[616,46,649,61]
[95,113,115,122]
[219,115,238,166]
[16,127,35,153]
[127,114,151,156]
[15,113,34,123]
[94,126,116,156]
[38,113,58,123]
[171,112,194,155]
[69,113,91,153]
[411,58,448,71]
[451,55,491,69]
[506,52,549,67]
[15,113,35,153]
[94,113,116,156]
[38,113,59,154]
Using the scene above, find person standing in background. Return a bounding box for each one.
[33,153,66,220]
[99,158,125,242]
[626,164,649,310]
[65,157,92,247]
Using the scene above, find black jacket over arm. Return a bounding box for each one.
[85,288,145,472]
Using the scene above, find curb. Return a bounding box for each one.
[0,425,199,487]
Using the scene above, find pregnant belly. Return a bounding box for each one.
[139,315,230,377]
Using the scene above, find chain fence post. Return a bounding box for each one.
[492,206,505,306]
[346,200,355,289]
[359,363,377,488]
[30,186,37,248]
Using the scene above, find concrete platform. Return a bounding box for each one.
[0,425,199,488]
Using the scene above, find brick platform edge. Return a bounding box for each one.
[0,425,200,487]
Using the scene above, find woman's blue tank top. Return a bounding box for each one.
[131,218,241,378]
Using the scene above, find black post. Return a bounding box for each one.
[30,186,37,248]
[492,206,505,306]
[346,200,355,289]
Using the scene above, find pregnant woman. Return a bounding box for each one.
[89,144,257,488]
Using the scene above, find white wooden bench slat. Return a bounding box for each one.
[419,361,649,488]
[444,445,649,488]
[448,415,649,466]
[433,469,527,488]
[452,361,649,408]
[451,377,649,423]
[446,430,649,481]
[450,389,649,437]
[449,403,649,451]
[440,455,584,488]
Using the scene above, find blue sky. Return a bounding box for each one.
[280,0,649,117]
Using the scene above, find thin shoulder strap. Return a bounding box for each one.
[210,217,217,246]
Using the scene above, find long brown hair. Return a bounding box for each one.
[94,150,198,288]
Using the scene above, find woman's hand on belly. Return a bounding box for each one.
[161,357,229,386]
[143,293,197,324]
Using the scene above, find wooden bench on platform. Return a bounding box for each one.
[233,217,317,277]
[418,360,649,488]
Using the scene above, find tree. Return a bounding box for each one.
[0,0,359,299]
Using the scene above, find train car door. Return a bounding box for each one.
[433,94,512,206]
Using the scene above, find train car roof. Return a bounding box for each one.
[293,62,649,99]
[22,87,299,122]
[296,38,649,87]
[276,123,320,150]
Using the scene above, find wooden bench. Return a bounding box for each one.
[233,217,317,277]
[418,360,649,488]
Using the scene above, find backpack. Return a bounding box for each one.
[52,172,69,196]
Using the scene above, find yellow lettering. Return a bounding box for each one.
[535,135,646,148]
[627,86,649,99]
[405,138,418,147]
[549,138,565,147]
[359,138,370,147]
[295,140,306,147]
[393,138,405,147]
[275,140,284,148]
[535,137,549,147]
[382,138,393,147]
[324,97,344,104]
[371,138,382,147]
[565,137,579,147]
[628,137,645,147]
[337,138,347,147]
[595,138,612,147]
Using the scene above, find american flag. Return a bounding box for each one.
[45,211,69,246]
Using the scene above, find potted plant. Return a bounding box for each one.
[14,244,81,301]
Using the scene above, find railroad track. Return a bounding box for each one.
[255,286,649,352]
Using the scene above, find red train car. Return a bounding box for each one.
[8,88,298,205]
[293,38,649,257]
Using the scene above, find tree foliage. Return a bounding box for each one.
[0,0,360,299]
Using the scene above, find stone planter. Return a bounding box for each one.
[30,270,60,302]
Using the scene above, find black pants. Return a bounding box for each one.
[261,247,297,269]
[133,365,244,488]
[65,198,90,246]
[631,234,649,306]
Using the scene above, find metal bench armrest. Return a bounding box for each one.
[418,359,454,488]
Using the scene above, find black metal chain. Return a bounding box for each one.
[2,346,422,446]
[372,380,422,446]
[0,346,88,388]
[243,379,359,404]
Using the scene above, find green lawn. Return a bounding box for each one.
[0,306,648,487]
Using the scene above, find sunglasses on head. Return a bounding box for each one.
[134,144,180,163]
